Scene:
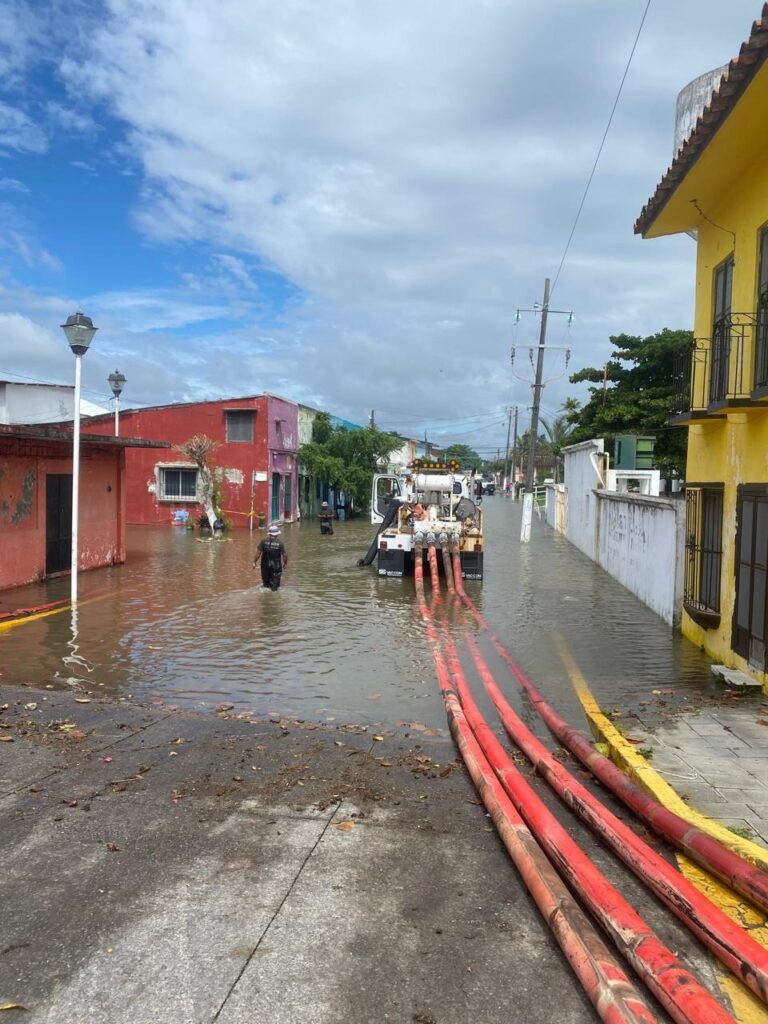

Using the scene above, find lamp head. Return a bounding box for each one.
[108,369,126,398]
[61,311,97,356]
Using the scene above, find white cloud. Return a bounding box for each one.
[2,0,761,440]
[0,100,46,153]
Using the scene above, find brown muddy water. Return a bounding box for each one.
[0,499,718,730]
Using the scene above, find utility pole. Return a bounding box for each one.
[512,282,572,539]
[502,407,513,493]
[521,278,550,542]
[369,409,376,428]
[509,405,518,497]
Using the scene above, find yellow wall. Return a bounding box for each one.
[682,152,768,684]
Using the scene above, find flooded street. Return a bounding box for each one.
[0,498,715,729]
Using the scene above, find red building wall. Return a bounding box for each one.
[0,437,125,591]
[82,396,299,528]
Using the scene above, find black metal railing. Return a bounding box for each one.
[671,314,757,415]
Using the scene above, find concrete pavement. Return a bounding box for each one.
[1,685,605,1024]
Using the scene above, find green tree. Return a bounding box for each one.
[298,416,401,508]
[444,443,482,470]
[566,328,692,476]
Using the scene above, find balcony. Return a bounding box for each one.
[671,313,765,421]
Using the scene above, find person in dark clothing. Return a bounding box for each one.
[254,525,288,590]
[319,500,334,535]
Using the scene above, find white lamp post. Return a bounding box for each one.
[108,369,126,436]
[61,311,98,604]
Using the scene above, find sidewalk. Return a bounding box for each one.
[619,699,768,848]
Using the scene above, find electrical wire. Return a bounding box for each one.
[550,0,652,301]
[0,366,111,402]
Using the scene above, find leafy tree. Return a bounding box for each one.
[540,405,576,482]
[566,328,692,476]
[444,443,482,470]
[298,415,401,508]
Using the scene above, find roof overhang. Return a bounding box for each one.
[636,8,768,238]
[0,423,169,448]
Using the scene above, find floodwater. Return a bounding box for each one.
[0,499,716,730]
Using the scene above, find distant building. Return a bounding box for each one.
[636,10,768,684]
[0,380,108,425]
[0,423,168,592]
[82,394,299,528]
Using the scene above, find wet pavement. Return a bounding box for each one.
[0,498,718,733]
[0,499,745,1022]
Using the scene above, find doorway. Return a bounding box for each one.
[46,473,72,575]
[271,472,281,522]
[733,486,768,669]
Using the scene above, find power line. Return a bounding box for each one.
[550,0,652,300]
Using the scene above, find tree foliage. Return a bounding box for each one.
[298,414,401,505]
[444,443,482,470]
[566,328,692,476]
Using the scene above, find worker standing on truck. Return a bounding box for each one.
[254,525,288,591]
[319,500,334,535]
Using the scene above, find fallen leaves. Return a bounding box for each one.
[0,1004,27,1012]
[0,736,13,743]
[334,820,355,832]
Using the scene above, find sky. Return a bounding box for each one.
[0,0,761,455]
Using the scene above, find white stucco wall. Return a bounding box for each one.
[596,492,685,626]
[0,382,107,424]
[562,439,605,561]
[551,437,685,626]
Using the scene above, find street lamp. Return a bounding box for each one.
[61,311,98,604]
[108,369,126,436]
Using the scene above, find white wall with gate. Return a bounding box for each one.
[546,439,685,626]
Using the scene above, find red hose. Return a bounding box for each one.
[413,547,659,1024]
[427,543,441,597]
[460,629,768,1005]
[454,585,768,916]
[441,546,455,594]
[438,627,736,1024]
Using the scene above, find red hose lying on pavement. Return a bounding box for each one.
[433,575,736,1023]
[451,570,768,918]
[414,546,659,1024]
[461,629,768,1006]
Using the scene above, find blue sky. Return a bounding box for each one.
[0,0,761,454]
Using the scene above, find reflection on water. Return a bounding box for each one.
[0,501,715,729]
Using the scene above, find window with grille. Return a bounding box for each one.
[684,485,724,625]
[159,467,198,501]
[225,410,254,442]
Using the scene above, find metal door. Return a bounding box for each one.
[46,474,72,575]
[283,474,292,519]
[733,488,768,668]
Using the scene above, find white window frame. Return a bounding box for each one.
[156,462,199,503]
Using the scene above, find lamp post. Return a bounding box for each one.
[61,311,98,604]
[108,370,126,436]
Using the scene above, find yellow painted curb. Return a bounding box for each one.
[0,593,107,634]
[555,634,768,874]
[555,635,768,1022]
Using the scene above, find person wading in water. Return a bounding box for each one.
[319,500,334,535]
[254,524,288,591]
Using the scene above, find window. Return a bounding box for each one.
[709,256,734,403]
[225,410,254,443]
[755,228,768,389]
[684,485,724,627]
[159,466,198,501]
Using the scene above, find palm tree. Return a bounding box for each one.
[540,406,575,483]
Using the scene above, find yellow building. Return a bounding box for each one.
[636,8,768,685]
